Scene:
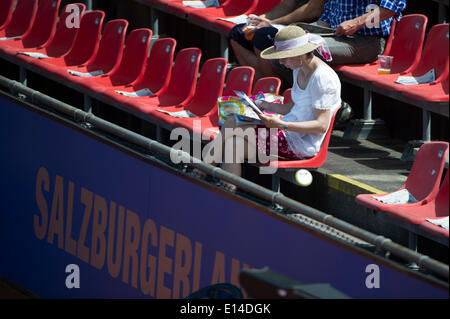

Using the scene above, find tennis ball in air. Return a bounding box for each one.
[295,169,313,187]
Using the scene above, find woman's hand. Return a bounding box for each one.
[257,100,272,112]
[259,113,285,129]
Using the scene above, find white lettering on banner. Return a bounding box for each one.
[34,166,251,298]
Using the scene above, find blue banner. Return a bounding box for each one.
[0,94,447,298]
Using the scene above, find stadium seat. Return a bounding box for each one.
[121,47,201,114]
[58,19,129,81]
[282,88,292,104]
[0,0,61,55]
[166,0,229,17]
[173,66,256,140]
[213,0,283,33]
[0,0,15,30]
[0,0,38,39]
[187,0,257,27]
[13,3,86,63]
[355,142,449,212]
[148,57,228,126]
[418,171,449,239]
[250,0,283,16]
[371,24,449,93]
[75,28,152,93]
[266,104,341,169]
[401,73,449,102]
[223,66,255,96]
[384,170,449,230]
[252,77,281,95]
[102,37,177,104]
[30,11,105,71]
[340,15,427,82]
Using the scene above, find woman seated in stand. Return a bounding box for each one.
[204,25,341,191]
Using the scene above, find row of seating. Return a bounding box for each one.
[356,142,449,243]
[337,15,449,103]
[145,1,449,104]
[0,0,340,178]
[2,1,331,167]
[150,0,282,34]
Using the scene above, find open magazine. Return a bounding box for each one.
[425,216,449,230]
[182,0,219,8]
[233,90,263,115]
[218,91,283,126]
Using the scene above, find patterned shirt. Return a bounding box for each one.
[318,0,407,36]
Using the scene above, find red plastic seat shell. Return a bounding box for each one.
[355,142,449,212]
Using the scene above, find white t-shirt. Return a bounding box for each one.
[282,65,341,158]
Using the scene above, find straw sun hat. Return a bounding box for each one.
[260,25,320,60]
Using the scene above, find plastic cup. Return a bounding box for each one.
[377,55,393,74]
[243,25,256,41]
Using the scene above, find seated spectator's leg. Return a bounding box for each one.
[231,39,260,69]
[203,117,255,165]
[222,135,257,179]
[322,35,386,65]
[229,24,256,67]
[252,27,279,80]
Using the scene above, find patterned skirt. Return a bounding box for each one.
[254,125,301,160]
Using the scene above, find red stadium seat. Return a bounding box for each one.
[282,88,292,104]
[0,0,15,30]
[59,20,129,80]
[0,0,38,39]
[13,3,86,62]
[103,37,177,104]
[187,0,257,27]
[0,0,61,55]
[121,47,201,114]
[355,142,449,212]
[371,24,449,93]
[166,0,229,17]
[75,28,153,92]
[30,11,105,71]
[252,77,281,95]
[148,57,228,125]
[213,0,283,33]
[384,170,449,232]
[401,74,449,102]
[418,173,449,239]
[173,66,256,140]
[223,66,255,96]
[252,0,283,15]
[266,105,340,169]
[340,15,427,82]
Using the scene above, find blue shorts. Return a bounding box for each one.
[229,24,278,52]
